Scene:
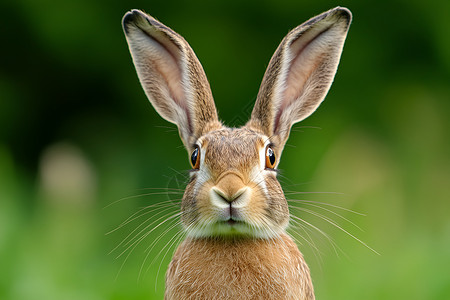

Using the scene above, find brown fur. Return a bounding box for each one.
[122,10,219,148]
[180,127,289,237]
[247,7,352,149]
[122,7,352,300]
[165,234,314,300]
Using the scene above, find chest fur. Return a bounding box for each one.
[165,234,314,300]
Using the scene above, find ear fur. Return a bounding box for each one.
[247,7,352,148]
[122,10,221,148]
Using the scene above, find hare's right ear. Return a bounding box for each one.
[122,10,220,148]
[247,7,352,149]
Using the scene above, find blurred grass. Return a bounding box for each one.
[1,0,450,299]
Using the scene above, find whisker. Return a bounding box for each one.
[288,224,324,269]
[166,167,190,180]
[290,214,342,257]
[289,204,363,232]
[153,226,187,290]
[107,200,181,235]
[155,125,177,132]
[288,223,322,256]
[294,207,379,255]
[138,218,182,281]
[285,191,345,196]
[143,220,182,256]
[138,187,185,193]
[292,125,322,131]
[113,211,182,282]
[104,190,182,209]
[115,211,181,259]
[109,205,179,255]
[288,199,365,216]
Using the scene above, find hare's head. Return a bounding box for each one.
[123,8,351,239]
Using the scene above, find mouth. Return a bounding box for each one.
[187,217,275,239]
[214,219,249,237]
[227,219,238,226]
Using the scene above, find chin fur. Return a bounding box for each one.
[184,220,286,239]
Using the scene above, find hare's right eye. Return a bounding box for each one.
[265,145,276,169]
[190,146,200,169]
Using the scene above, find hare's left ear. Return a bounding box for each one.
[247,7,352,148]
[122,10,220,149]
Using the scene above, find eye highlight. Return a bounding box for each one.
[190,145,200,169]
[265,145,276,169]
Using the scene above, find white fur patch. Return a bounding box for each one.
[192,142,210,195]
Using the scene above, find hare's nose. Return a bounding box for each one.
[212,173,246,203]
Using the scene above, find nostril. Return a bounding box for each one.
[212,187,233,203]
[212,186,248,204]
[232,189,245,201]
[219,193,231,203]
[227,219,237,226]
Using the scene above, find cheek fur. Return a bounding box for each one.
[182,167,216,230]
[182,133,289,238]
[195,180,217,223]
[246,182,270,222]
[264,176,289,228]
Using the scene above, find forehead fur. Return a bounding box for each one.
[200,128,265,179]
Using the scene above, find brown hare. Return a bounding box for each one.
[122,7,352,299]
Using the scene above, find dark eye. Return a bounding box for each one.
[190,145,200,169]
[265,145,276,169]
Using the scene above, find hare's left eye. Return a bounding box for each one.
[190,146,200,169]
[265,145,276,169]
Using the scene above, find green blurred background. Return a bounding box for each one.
[1,0,449,299]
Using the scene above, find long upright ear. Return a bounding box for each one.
[122,10,221,148]
[247,7,352,148]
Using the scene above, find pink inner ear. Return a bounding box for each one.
[284,26,331,109]
[135,26,193,133]
[145,29,186,106]
[273,26,332,134]
[125,11,220,146]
